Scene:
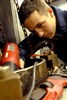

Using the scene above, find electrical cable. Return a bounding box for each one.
[27,40,54,58]
[25,61,38,100]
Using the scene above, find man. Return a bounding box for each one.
[18,0,67,68]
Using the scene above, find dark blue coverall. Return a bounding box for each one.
[18,6,67,66]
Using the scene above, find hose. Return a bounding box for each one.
[25,61,38,100]
[27,40,54,58]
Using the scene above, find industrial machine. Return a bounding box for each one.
[0,22,67,100]
[0,44,48,100]
[0,35,67,100]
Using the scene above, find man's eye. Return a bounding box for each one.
[37,22,45,28]
[38,23,42,27]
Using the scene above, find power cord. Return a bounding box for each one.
[26,62,38,100]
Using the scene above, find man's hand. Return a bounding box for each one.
[19,59,25,69]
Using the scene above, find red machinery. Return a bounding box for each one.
[31,76,67,100]
[0,42,20,71]
[42,77,67,100]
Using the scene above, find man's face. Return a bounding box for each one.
[24,8,56,39]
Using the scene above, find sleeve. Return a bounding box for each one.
[18,38,31,63]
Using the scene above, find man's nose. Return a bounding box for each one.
[35,29,44,37]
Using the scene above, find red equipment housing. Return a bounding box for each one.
[0,42,20,71]
[42,77,67,100]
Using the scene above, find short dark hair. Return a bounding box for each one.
[18,0,48,24]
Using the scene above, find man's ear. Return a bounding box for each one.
[47,7,53,17]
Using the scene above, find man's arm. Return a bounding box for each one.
[18,38,30,68]
[18,33,45,68]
